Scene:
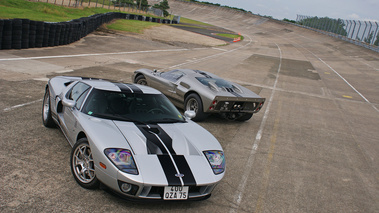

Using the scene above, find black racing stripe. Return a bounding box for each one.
[135,124,176,155]
[155,125,176,154]
[114,83,132,93]
[128,84,143,94]
[136,124,168,154]
[173,155,197,186]
[158,155,182,186]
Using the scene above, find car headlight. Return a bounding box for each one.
[204,150,225,175]
[104,148,138,175]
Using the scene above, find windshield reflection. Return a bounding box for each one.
[82,89,185,124]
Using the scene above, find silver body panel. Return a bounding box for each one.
[45,76,225,200]
[132,69,265,114]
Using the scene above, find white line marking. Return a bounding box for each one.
[3,99,43,112]
[1,37,252,112]
[277,33,379,113]
[308,51,379,113]
[0,49,191,61]
[212,47,228,52]
[229,43,282,213]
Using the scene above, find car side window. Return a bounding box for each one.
[67,82,91,109]
[75,88,90,109]
[161,70,185,82]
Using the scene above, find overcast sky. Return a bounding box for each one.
[202,0,379,22]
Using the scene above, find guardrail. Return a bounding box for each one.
[172,0,379,53]
[0,12,175,50]
[296,15,379,53]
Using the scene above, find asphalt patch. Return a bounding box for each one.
[171,24,237,43]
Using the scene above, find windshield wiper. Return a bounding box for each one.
[89,113,148,125]
[146,118,186,124]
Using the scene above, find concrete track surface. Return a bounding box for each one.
[1,0,378,212]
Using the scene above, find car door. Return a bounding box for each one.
[155,70,185,99]
[62,82,91,144]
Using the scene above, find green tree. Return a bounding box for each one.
[153,0,170,17]
[374,33,379,46]
[298,17,347,36]
[364,31,374,44]
[136,0,149,9]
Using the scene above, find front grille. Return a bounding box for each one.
[141,185,215,199]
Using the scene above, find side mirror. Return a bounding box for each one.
[184,111,196,120]
[62,98,76,108]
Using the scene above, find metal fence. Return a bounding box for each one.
[297,15,379,52]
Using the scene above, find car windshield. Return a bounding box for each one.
[196,77,234,88]
[82,89,185,124]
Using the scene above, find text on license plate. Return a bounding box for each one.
[163,186,189,200]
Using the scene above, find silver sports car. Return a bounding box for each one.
[42,76,225,201]
[133,69,265,121]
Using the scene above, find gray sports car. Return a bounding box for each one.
[133,69,265,121]
[42,76,225,201]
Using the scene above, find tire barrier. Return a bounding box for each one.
[2,19,12,50]
[22,19,30,49]
[0,12,174,50]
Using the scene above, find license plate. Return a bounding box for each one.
[163,186,189,200]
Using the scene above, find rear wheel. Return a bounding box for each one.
[71,138,100,189]
[135,75,147,85]
[236,113,253,121]
[42,88,55,128]
[184,94,208,121]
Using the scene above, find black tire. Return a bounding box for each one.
[184,94,208,121]
[236,113,253,121]
[71,138,100,189]
[42,88,56,128]
[134,75,148,85]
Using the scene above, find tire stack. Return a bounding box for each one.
[0,20,4,49]
[29,20,36,48]
[0,12,176,50]
[11,19,22,49]
[21,19,30,49]
[48,23,56,47]
[42,23,50,47]
[35,21,44,47]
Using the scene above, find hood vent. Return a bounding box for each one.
[223,87,234,93]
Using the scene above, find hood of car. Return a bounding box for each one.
[113,120,221,156]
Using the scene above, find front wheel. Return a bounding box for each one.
[135,75,147,85]
[184,94,208,121]
[70,138,100,189]
[42,88,55,128]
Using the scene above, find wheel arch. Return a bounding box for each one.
[133,73,145,83]
[77,131,87,142]
[184,91,204,112]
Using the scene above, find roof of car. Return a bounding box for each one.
[62,76,161,95]
[171,69,218,78]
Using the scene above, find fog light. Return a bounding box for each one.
[118,181,139,195]
[121,183,132,193]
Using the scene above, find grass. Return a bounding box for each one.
[107,19,160,34]
[0,0,221,34]
[177,17,213,26]
[216,33,244,41]
[0,0,113,22]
